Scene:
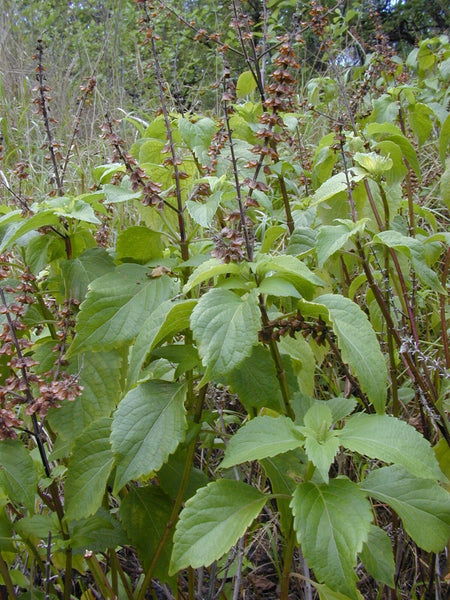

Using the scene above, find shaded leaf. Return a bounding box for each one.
[0,439,38,511]
[120,486,175,584]
[359,525,395,588]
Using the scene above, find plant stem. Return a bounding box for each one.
[0,552,17,599]
[280,524,296,600]
[136,386,206,600]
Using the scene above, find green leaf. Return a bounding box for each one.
[361,465,450,552]
[407,102,434,146]
[0,210,59,252]
[261,449,307,535]
[116,226,164,263]
[191,288,260,381]
[0,440,38,511]
[359,525,395,588]
[70,508,126,553]
[103,179,142,204]
[158,446,208,501]
[15,514,60,541]
[313,582,363,600]
[236,70,258,98]
[299,405,339,482]
[314,294,387,413]
[291,478,372,599]
[178,116,217,165]
[339,413,442,480]
[127,299,196,388]
[183,258,242,294]
[255,255,324,300]
[68,264,177,355]
[440,159,450,210]
[224,344,284,412]
[120,485,175,584]
[48,349,124,445]
[439,112,450,164]
[65,417,114,521]
[221,416,304,469]
[111,381,187,492]
[170,480,267,574]
[311,170,366,207]
[38,196,100,224]
[373,230,444,292]
[316,220,366,267]
[60,248,115,302]
[186,195,221,228]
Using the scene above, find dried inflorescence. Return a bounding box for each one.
[0,257,82,439]
[259,312,329,345]
[211,226,247,263]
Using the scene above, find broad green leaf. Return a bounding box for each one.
[103,179,142,204]
[313,582,363,600]
[286,227,317,257]
[111,381,187,492]
[407,102,434,146]
[65,418,114,521]
[0,439,38,511]
[116,226,164,263]
[291,478,372,599]
[0,210,59,252]
[178,116,216,164]
[120,485,175,584]
[354,152,393,175]
[373,230,444,292]
[340,413,442,480]
[170,480,267,574]
[191,288,260,381]
[278,333,316,396]
[361,465,450,552]
[68,264,176,355]
[316,220,366,267]
[255,255,324,300]
[221,416,304,469]
[37,196,100,224]
[314,294,387,413]
[236,70,258,98]
[299,405,339,482]
[60,248,115,302]
[359,525,395,588]
[69,508,126,553]
[15,514,60,541]
[183,258,242,294]
[365,123,421,178]
[439,112,450,164]
[311,170,366,207]
[0,508,14,551]
[127,299,196,388]
[186,195,221,228]
[258,275,301,298]
[440,158,450,210]
[48,349,124,445]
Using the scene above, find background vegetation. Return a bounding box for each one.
[0,0,449,599]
